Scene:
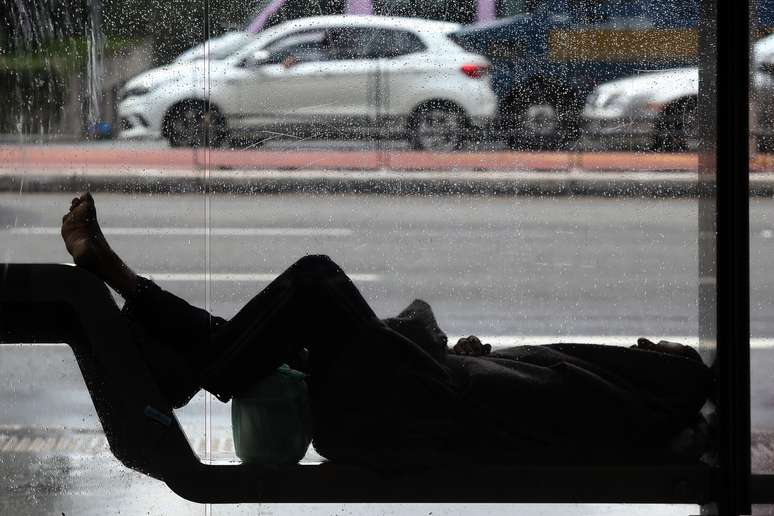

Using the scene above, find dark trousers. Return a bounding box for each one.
[126,255,394,399]
[206,254,393,400]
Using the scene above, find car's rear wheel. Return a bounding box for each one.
[653,98,699,152]
[409,102,467,152]
[164,101,225,148]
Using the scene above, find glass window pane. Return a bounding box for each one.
[751,3,774,478]
[0,0,724,513]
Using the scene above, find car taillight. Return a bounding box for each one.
[460,63,488,79]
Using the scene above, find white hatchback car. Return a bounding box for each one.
[118,16,497,151]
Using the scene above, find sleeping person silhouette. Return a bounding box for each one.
[61,192,712,468]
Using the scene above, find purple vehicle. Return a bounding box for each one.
[246,0,500,33]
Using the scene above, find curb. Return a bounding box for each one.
[3,168,774,197]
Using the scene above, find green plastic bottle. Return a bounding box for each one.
[231,364,313,466]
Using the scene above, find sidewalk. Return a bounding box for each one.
[3,145,774,196]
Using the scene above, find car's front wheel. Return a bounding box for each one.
[653,98,699,152]
[164,101,225,148]
[409,102,467,152]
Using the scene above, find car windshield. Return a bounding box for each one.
[755,33,774,62]
[227,23,314,63]
[175,32,254,62]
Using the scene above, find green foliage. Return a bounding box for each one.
[0,36,140,71]
[1,0,257,64]
[0,0,90,53]
[0,67,67,134]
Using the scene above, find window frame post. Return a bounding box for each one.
[698,0,752,514]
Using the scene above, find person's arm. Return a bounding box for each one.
[451,335,492,356]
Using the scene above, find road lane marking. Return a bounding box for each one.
[141,272,381,282]
[9,227,353,237]
[53,264,382,283]
[0,428,230,456]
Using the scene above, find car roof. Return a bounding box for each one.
[271,15,461,35]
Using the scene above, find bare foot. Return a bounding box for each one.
[61,193,138,296]
[60,192,111,272]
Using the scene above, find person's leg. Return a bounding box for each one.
[120,254,382,402]
[62,193,225,350]
[61,192,137,297]
[201,254,384,400]
[61,193,384,401]
[62,193,230,407]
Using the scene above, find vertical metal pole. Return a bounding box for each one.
[346,0,374,15]
[476,0,497,22]
[203,1,214,514]
[698,0,751,515]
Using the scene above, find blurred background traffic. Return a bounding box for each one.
[2,0,773,153]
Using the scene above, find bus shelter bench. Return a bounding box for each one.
[0,262,757,505]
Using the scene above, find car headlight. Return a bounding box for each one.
[602,92,628,109]
[585,90,630,111]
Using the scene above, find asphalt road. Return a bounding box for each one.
[2,192,774,515]
[5,191,774,335]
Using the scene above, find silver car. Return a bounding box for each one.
[582,67,698,151]
[582,34,774,151]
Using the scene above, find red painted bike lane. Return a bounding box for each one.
[0,145,720,172]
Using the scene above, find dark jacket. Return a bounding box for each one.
[313,299,713,467]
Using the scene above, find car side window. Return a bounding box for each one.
[393,31,426,55]
[262,30,328,64]
[362,29,426,59]
[260,27,424,65]
[263,30,326,53]
[320,28,426,61]
[324,28,368,61]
